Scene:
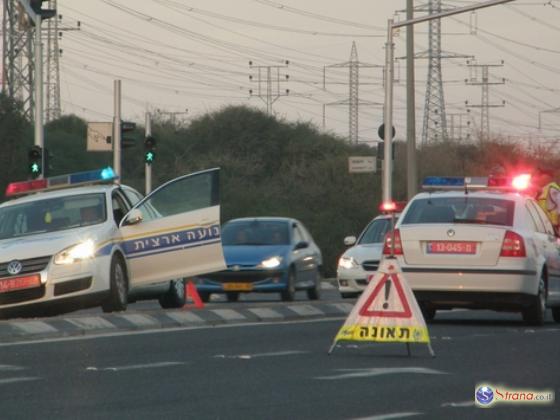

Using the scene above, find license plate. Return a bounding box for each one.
[223,282,253,291]
[0,274,41,293]
[426,241,477,254]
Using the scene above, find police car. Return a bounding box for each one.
[0,167,225,314]
[382,174,560,325]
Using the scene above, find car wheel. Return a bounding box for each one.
[102,255,128,313]
[522,276,546,326]
[340,292,359,299]
[552,307,560,323]
[198,291,211,303]
[159,279,186,309]
[420,303,436,322]
[226,292,240,302]
[281,269,296,302]
[306,268,321,301]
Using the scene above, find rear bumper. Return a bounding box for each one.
[414,291,536,310]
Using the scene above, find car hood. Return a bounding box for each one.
[0,227,106,261]
[223,245,290,266]
[341,243,383,263]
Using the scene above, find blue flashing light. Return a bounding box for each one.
[422,176,465,187]
[101,167,116,180]
[69,167,116,185]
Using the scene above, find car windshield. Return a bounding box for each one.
[222,220,290,246]
[401,196,515,226]
[358,217,392,244]
[0,193,106,239]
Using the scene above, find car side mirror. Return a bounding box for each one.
[294,241,309,250]
[122,209,143,226]
[344,236,357,246]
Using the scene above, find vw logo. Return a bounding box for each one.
[7,260,22,276]
[231,265,241,272]
[447,229,456,237]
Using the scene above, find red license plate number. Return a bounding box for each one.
[427,241,477,254]
[0,275,41,293]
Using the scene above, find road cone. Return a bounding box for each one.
[182,280,205,309]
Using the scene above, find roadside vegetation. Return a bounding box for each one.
[1,92,558,275]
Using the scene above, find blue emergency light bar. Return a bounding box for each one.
[6,167,118,197]
[422,176,489,191]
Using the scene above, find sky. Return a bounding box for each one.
[45,0,560,146]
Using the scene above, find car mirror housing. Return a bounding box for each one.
[294,241,309,250]
[123,209,143,226]
[344,236,357,246]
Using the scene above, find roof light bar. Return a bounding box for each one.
[5,167,118,197]
[422,176,488,190]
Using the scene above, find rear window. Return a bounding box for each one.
[358,218,392,244]
[401,197,515,226]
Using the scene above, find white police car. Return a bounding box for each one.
[0,167,225,315]
[382,175,560,325]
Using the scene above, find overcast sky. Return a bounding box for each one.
[50,0,560,145]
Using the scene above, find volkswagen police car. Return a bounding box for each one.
[382,174,560,325]
[0,167,225,315]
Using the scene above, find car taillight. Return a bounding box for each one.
[383,229,403,256]
[500,230,526,257]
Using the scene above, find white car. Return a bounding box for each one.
[383,176,560,325]
[0,167,225,315]
[337,214,394,298]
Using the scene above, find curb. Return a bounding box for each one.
[0,301,353,344]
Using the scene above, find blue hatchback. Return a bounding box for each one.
[195,217,323,302]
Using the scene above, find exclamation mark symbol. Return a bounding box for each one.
[383,278,391,309]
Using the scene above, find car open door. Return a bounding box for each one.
[119,168,226,287]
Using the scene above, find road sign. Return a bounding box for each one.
[87,122,113,152]
[348,156,376,173]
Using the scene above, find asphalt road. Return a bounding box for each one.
[0,310,558,420]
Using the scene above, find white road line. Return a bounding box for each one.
[213,350,308,360]
[350,412,422,420]
[0,365,24,371]
[315,367,447,380]
[12,321,58,334]
[0,377,40,385]
[441,401,475,408]
[85,361,185,372]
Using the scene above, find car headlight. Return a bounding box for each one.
[54,240,95,265]
[260,256,283,269]
[338,256,359,270]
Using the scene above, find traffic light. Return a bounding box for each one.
[30,0,56,20]
[28,145,42,178]
[121,121,136,149]
[144,136,156,164]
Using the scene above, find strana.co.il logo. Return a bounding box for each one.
[475,383,555,407]
[476,385,495,407]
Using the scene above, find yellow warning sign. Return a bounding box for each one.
[332,259,430,345]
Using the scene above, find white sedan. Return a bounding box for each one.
[383,178,560,325]
[0,167,225,315]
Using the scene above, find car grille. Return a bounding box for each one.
[362,260,380,271]
[204,270,282,284]
[0,285,45,305]
[0,256,51,277]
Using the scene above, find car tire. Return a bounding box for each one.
[281,269,296,302]
[102,255,128,313]
[159,279,186,309]
[306,268,321,301]
[226,292,240,302]
[340,292,359,299]
[522,276,546,326]
[552,307,560,323]
[198,291,211,303]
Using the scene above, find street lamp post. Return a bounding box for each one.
[383,0,516,204]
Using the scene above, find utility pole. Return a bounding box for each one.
[382,0,515,205]
[406,0,417,199]
[324,42,382,144]
[465,60,505,142]
[113,80,122,183]
[44,0,60,122]
[249,61,289,114]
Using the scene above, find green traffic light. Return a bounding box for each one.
[145,151,155,163]
[31,163,40,173]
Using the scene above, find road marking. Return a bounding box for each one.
[315,367,447,380]
[86,361,185,372]
[350,412,422,420]
[66,316,116,330]
[248,308,283,319]
[12,321,58,334]
[0,365,24,371]
[0,377,40,385]
[441,401,475,408]
[118,313,159,328]
[213,350,308,360]
[287,305,324,316]
[211,309,246,321]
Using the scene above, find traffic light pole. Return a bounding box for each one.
[145,112,152,194]
[113,80,122,184]
[382,0,515,204]
[34,13,44,178]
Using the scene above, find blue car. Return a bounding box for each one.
[195,217,323,302]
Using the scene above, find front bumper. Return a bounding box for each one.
[195,268,289,293]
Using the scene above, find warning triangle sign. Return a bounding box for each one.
[332,259,431,345]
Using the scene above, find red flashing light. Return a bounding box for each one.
[382,229,403,256]
[511,173,531,191]
[5,179,47,197]
[379,201,406,213]
[500,230,526,257]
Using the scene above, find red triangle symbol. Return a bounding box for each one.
[358,273,412,318]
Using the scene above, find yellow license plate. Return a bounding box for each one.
[223,283,253,291]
